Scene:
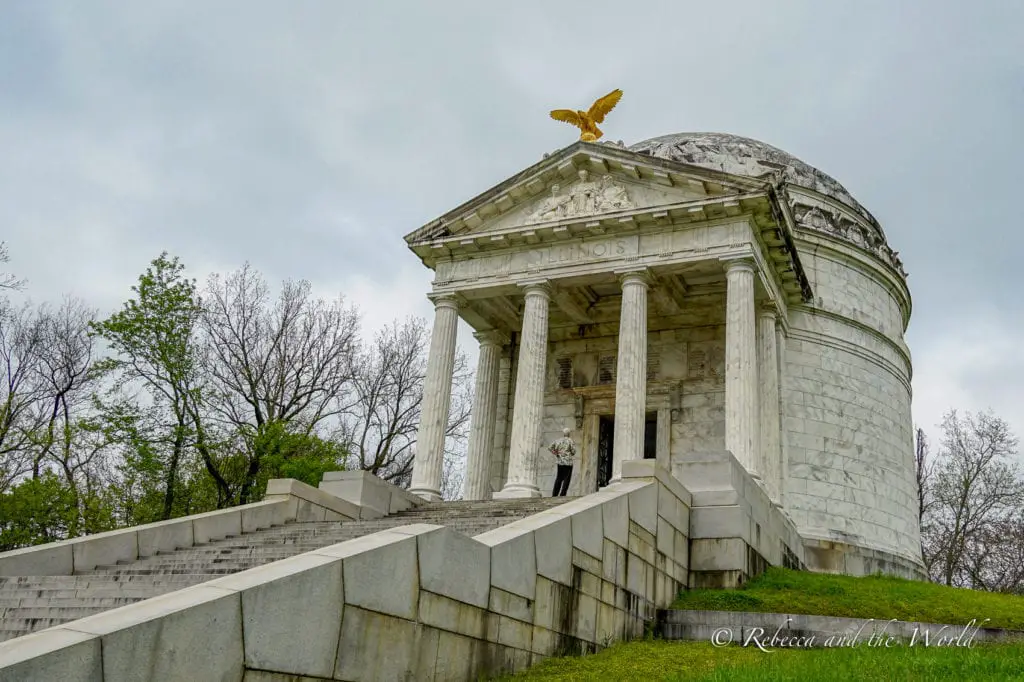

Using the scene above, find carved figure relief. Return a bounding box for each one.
[788,198,907,278]
[526,169,635,224]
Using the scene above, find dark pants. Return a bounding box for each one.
[552,465,573,497]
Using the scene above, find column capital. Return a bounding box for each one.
[758,301,779,319]
[614,267,653,288]
[519,280,553,298]
[721,256,756,274]
[473,329,509,347]
[427,292,460,310]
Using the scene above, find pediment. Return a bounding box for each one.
[405,141,769,245]
[464,170,711,236]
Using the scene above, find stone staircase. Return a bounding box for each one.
[0,497,573,643]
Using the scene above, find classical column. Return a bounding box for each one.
[723,258,759,476]
[463,331,505,500]
[775,320,789,506]
[758,304,781,504]
[409,294,460,501]
[494,282,551,498]
[611,270,650,483]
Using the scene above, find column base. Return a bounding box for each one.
[493,484,542,499]
[408,487,442,502]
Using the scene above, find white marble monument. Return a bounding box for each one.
[405,132,923,577]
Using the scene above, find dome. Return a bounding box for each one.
[628,132,879,230]
[629,133,904,276]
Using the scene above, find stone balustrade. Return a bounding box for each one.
[0,478,360,578]
[317,470,424,519]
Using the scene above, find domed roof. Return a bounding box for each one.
[629,132,878,228]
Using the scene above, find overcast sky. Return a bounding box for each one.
[1,1,1021,450]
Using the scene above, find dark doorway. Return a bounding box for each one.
[643,412,657,459]
[597,415,614,488]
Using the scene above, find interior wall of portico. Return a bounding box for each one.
[487,301,730,497]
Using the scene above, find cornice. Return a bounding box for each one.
[404,141,771,246]
[412,191,768,263]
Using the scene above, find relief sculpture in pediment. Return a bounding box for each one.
[525,169,635,224]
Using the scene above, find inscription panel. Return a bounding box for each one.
[436,235,640,284]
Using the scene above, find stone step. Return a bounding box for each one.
[0,574,213,588]
[0,497,577,642]
[0,606,111,620]
[0,589,179,600]
[90,562,278,574]
[0,596,145,609]
[83,525,512,572]
[75,561,241,573]
[0,617,80,633]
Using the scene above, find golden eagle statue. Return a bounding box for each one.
[550,89,623,142]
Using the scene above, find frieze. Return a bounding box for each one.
[789,199,906,278]
[435,234,640,284]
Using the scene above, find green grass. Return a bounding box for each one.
[500,570,1024,680]
[671,567,1024,630]
[506,641,1024,681]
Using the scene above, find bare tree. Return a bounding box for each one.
[0,242,25,293]
[922,409,1023,587]
[341,317,472,486]
[915,427,934,525]
[27,298,98,471]
[201,264,360,503]
[440,448,467,501]
[23,298,102,534]
[962,511,1024,594]
[0,299,48,491]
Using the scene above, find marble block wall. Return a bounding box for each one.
[782,237,921,570]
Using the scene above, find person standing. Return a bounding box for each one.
[549,427,577,497]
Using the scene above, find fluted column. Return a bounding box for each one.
[611,270,650,484]
[409,294,460,501]
[775,320,789,506]
[723,258,759,476]
[494,282,551,499]
[463,330,505,500]
[758,304,781,503]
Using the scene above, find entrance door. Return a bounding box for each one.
[597,415,614,488]
[643,412,657,459]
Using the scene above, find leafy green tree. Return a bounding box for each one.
[0,474,75,549]
[0,472,115,550]
[91,253,230,519]
[251,420,347,495]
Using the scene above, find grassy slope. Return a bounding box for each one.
[671,567,1024,630]
[509,641,1024,681]
[504,569,1024,680]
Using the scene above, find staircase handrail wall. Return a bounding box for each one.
[0,478,359,577]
